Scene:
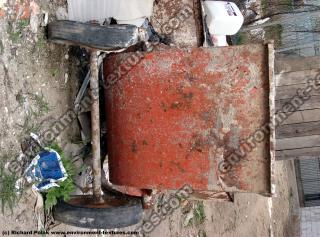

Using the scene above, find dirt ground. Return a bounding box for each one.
[0,0,79,233]
[0,1,300,237]
[136,159,299,237]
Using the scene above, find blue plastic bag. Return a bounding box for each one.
[25,149,68,192]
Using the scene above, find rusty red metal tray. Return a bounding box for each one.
[104,44,275,196]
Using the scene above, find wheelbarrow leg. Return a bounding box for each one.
[90,51,103,204]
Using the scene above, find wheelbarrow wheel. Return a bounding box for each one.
[48,20,140,51]
[53,195,143,229]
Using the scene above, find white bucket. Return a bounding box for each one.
[211,35,228,46]
[203,1,244,36]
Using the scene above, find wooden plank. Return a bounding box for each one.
[268,43,276,196]
[276,146,320,160]
[280,109,320,125]
[276,135,320,150]
[276,95,320,112]
[275,69,319,86]
[276,84,320,100]
[276,121,320,139]
[276,43,320,54]
[275,55,320,74]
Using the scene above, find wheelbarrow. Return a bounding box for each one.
[48,20,275,229]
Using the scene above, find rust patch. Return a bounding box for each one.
[160,102,169,112]
[131,140,138,153]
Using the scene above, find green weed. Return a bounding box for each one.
[16,91,26,106]
[0,156,20,214]
[7,19,29,42]
[193,201,206,225]
[235,32,248,45]
[261,0,268,16]
[20,112,41,136]
[18,19,29,29]
[30,93,50,115]
[35,30,47,50]
[265,24,283,47]
[36,37,46,49]
[44,144,76,211]
[51,68,60,77]
[187,201,206,227]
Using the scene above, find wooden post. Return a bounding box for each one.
[90,51,103,204]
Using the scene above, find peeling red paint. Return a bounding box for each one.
[13,0,39,19]
[14,0,31,19]
[0,9,5,18]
